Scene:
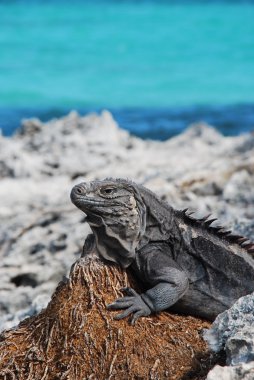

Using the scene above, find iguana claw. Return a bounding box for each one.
[107,287,151,325]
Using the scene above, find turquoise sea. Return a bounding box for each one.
[0,0,254,139]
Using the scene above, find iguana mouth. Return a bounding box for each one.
[74,196,108,208]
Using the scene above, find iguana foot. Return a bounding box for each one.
[107,287,151,325]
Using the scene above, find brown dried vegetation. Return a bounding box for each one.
[0,253,219,380]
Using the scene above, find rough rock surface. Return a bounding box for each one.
[204,293,254,379]
[0,254,214,380]
[206,362,254,380]
[0,110,254,378]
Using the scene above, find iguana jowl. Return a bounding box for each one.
[70,178,254,324]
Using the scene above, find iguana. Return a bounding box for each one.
[70,178,254,324]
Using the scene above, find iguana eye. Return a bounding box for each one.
[101,187,116,196]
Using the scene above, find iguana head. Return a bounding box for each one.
[70,178,146,267]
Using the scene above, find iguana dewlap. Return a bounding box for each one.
[71,178,254,324]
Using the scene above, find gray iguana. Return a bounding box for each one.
[70,178,254,324]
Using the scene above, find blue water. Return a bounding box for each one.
[0,1,254,139]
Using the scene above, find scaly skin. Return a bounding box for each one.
[70,178,254,324]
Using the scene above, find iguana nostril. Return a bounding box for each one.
[76,187,83,194]
[70,185,85,203]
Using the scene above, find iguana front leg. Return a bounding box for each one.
[107,287,151,325]
[107,256,189,325]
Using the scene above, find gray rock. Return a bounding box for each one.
[204,293,254,379]
[204,293,254,364]
[0,293,50,331]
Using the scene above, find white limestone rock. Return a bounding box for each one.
[207,362,254,380]
[0,110,253,338]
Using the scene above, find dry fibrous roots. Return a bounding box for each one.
[0,253,215,380]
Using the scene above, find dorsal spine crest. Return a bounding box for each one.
[181,208,254,256]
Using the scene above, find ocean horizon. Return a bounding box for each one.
[1,104,254,140]
[0,0,253,139]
